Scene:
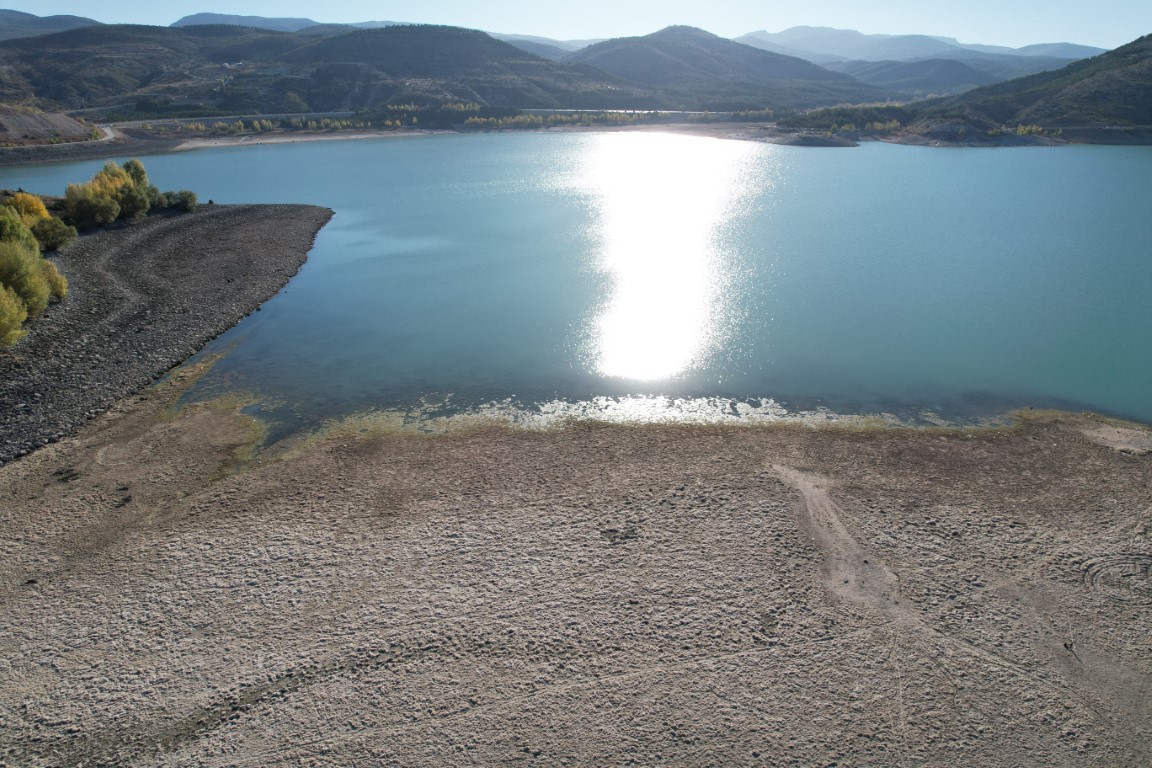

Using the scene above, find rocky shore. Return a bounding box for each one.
[0,204,333,465]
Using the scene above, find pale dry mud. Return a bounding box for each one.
[0,377,1150,767]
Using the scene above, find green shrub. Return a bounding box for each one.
[39,258,67,300]
[0,240,51,316]
[146,184,166,210]
[116,182,151,219]
[30,216,77,251]
[0,284,27,347]
[0,205,38,250]
[165,190,198,212]
[65,183,120,229]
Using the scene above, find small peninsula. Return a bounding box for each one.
[0,204,332,464]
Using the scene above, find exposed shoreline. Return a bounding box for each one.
[1,364,1149,765]
[2,120,1146,169]
[0,204,332,465]
[0,138,1149,766]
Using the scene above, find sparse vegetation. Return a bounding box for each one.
[460,110,676,130]
[4,192,49,226]
[0,283,28,346]
[30,216,77,251]
[0,213,66,345]
[3,191,77,251]
[64,159,194,230]
[0,159,200,347]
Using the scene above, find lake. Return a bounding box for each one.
[5,133,1151,430]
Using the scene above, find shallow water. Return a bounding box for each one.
[6,133,1152,428]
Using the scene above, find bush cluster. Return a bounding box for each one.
[3,190,78,252]
[64,159,197,230]
[1,159,198,347]
[0,205,67,347]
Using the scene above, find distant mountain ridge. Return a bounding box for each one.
[565,26,890,109]
[171,13,319,32]
[736,26,1106,63]
[0,9,102,41]
[171,14,403,33]
[0,24,666,112]
[784,33,1152,142]
[823,59,1000,98]
[1,8,1144,142]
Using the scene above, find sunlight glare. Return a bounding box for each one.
[581,132,756,381]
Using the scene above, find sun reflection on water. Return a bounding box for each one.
[579,132,760,381]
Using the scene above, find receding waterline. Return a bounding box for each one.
[5,133,1151,428]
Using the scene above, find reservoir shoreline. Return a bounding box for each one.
[0,204,332,465]
[7,117,1134,169]
[0,141,1150,766]
[1,366,1149,765]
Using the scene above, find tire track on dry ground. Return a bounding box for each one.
[772,462,1150,759]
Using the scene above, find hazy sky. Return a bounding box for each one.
[12,1,1152,49]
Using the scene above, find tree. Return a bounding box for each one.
[116,182,151,219]
[122,158,149,188]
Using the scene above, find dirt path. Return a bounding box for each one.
[774,461,1152,764]
[773,465,906,617]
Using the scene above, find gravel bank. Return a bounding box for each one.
[0,204,333,465]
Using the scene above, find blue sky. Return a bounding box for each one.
[12,1,1152,49]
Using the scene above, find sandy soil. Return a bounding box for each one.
[1,364,1149,766]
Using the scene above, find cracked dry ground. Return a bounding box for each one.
[1,378,1150,766]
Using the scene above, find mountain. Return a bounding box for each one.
[491,34,600,53]
[0,105,90,143]
[737,26,1107,63]
[1015,42,1110,59]
[737,27,961,63]
[824,59,999,97]
[171,13,320,32]
[571,26,847,84]
[499,39,571,61]
[922,33,1152,128]
[0,23,664,113]
[273,25,662,109]
[172,14,404,33]
[784,33,1152,143]
[0,9,101,41]
[566,26,891,109]
[0,25,312,109]
[930,50,1086,81]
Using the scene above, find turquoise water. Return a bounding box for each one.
[5,134,1151,427]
